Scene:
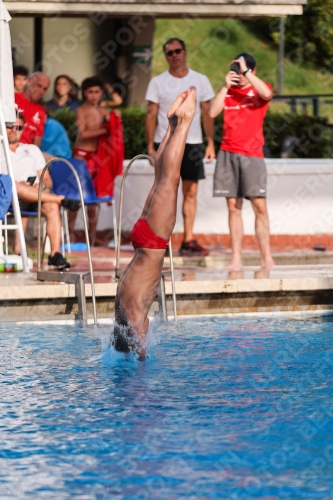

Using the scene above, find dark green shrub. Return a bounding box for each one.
[121,107,148,158]
[263,112,330,158]
[212,112,330,158]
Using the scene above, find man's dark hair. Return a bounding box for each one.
[13,65,29,77]
[81,76,104,93]
[234,52,256,70]
[163,38,186,53]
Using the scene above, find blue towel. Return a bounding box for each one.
[0,175,12,222]
[40,117,72,159]
[61,243,88,252]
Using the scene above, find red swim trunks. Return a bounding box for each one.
[73,147,97,162]
[131,218,169,250]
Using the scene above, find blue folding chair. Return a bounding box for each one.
[50,158,118,251]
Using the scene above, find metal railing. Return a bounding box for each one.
[37,158,97,325]
[272,94,333,116]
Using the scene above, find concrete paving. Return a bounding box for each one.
[1,247,333,322]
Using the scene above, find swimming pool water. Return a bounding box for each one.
[1,315,333,499]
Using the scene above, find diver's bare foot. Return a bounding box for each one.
[167,91,189,131]
[175,88,196,121]
[167,90,189,118]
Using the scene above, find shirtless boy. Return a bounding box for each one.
[72,76,109,245]
[113,88,196,360]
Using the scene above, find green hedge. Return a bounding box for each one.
[49,107,331,159]
[263,113,330,158]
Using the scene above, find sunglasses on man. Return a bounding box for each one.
[165,48,183,57]
[6,124,24,131]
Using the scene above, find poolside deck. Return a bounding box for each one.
[1,246,333,322]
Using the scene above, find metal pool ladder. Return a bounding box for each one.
[115,154,177,322]
[36,159,97,325]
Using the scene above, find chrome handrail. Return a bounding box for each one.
[168,240,177,322]
[37,158,97,325]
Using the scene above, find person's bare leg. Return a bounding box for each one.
[250,197,275,269]
[14,217,28,254]
[87,204,99,247]
[41,202,62,255]
[147,90,197,239]
[68,210,77,241]
[141,90,189,219]
[182,180,198,242]
[227,197,243,271]
[15,183,65,205]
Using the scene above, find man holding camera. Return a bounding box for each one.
[209,52,275,271]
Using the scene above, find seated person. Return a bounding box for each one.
[40,116,72,160]
[1,114,80,269]
[15,72,49,148]
[13,65,29,93]
[46,75,81,112]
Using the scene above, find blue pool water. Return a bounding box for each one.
[1,315,333,499]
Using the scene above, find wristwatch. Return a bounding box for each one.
[243,68,252,76]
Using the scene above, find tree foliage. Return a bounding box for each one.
[246,0,333,69]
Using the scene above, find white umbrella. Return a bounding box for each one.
[0,0,30,272]
[0,0,15,123]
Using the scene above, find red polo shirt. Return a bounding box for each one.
[15,92,47,144]
[220,83,272,158]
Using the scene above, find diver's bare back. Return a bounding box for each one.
[113,89,197,359]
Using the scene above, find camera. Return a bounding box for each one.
[230,62,240,75]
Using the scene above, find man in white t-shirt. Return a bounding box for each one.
[145,38,215,256]
[1,114,80,269]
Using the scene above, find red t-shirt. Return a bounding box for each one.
[220,83,272,158]
[15,92,46,144]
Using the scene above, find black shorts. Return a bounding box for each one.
[19,200,38,213]
[154,143,205,181]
